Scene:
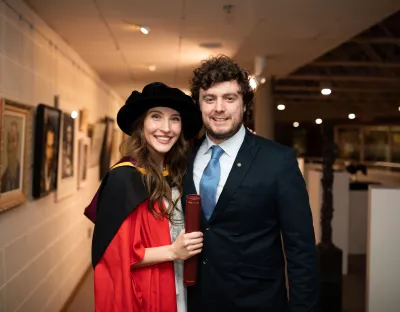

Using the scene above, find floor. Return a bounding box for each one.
[64,255,366,312]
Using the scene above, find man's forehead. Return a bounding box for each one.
[200,81,241,94]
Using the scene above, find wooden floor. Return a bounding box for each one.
[64,255,366,312]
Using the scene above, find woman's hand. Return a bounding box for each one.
[170,230,203,261]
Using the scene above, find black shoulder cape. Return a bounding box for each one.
[89,163,148,268]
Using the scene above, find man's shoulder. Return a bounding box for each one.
[252,134,293,156]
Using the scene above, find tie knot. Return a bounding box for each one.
[210,145,224,160]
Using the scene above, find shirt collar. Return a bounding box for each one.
[203,124,246,158]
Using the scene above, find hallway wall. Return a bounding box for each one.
[0,1,124,311]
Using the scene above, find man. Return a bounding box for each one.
[183,55,318,312]
[1,121,21,193]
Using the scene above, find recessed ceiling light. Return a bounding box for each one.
[148,65,156,72]
[199,42,222,49]
[315,118,323,124]
[277,104,285,111]
[71,111,78,119]
[293,122,299,128]
[249,76,258,90]
[321,88,331,95]
[348,113,356,119]
[140,26,150,34]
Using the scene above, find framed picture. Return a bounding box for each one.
[110,128,122,166]
[56,112,77,202]
[61,113,75,179]
[0,99,33,213]
[78,136,90,189]
[89,121,106,168]
[79,108,88,133]
[99,117,115,179]
[32,104,61,199]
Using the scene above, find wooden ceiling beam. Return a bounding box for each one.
[274,86,400,93]
[310,61,400,68]
[281,75,400,82]
[350,37,400,44]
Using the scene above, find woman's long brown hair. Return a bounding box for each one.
[119,111,190,221]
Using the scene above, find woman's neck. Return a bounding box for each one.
[149,151,165,170]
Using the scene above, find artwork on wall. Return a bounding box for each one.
[79,108,88,133]
[56,112,77,202]
[89,121,106,168]
[0,99,33,213]
[32,104,61,199]
[61,113,75,179]
[99,117,115,179]
[78,135,90,189]
[110,128,122,166]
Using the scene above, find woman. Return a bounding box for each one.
[85,82,204,312]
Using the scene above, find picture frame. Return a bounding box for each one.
[78,135,90,189]
[0,98,33,213]
[99,117,115,180]
[56,112,77,202]
[32,104,62,199]
[89,121,106,169]
[110,128,122,166]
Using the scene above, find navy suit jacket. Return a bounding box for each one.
[183,129,318,312]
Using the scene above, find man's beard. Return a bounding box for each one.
[206,121,242,142]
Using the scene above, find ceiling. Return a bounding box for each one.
[23,0,400,102]
[273,9,400,123]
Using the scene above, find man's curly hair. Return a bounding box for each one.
[189,55,254,109]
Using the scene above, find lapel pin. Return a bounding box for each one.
[237,163,242,167]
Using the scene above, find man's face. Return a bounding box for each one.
[46,130,55,162]
[7,124,19,157]
[199,80,245,144]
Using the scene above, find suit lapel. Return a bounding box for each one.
[208,130,259,223]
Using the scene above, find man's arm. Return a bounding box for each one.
[277,148,319,312]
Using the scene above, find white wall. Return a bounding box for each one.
[366,186,400,312]
[0,1,123,311]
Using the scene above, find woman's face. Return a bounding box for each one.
[143,106,182,157]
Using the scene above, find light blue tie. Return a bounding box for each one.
[199,145,224,220]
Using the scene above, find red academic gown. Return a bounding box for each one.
[94,201,177,312]
[88,160,178,312]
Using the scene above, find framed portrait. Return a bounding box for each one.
[78,136,90,189]
[110,128,122,166]
[99,117,115,180]
[32,104,61,199]
[56,112,77,202]
[0,99,33,213]
[79,108,88,133]
[61,113,75,179]
[89,121,106,168]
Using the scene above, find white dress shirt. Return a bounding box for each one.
[193,125,246,203]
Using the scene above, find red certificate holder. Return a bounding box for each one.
[183,194,201,286]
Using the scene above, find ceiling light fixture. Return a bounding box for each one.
[277,104,285,111]
[199,42,222,49]
[320,82,332,95]
[249,76,258,90]
[348,113,356,120]
[293,122,299,128]
[140,26,150,34]
[315,118,323,124]
[148,65,156,72]
[321,88,332,95]
[71,111,78,119]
